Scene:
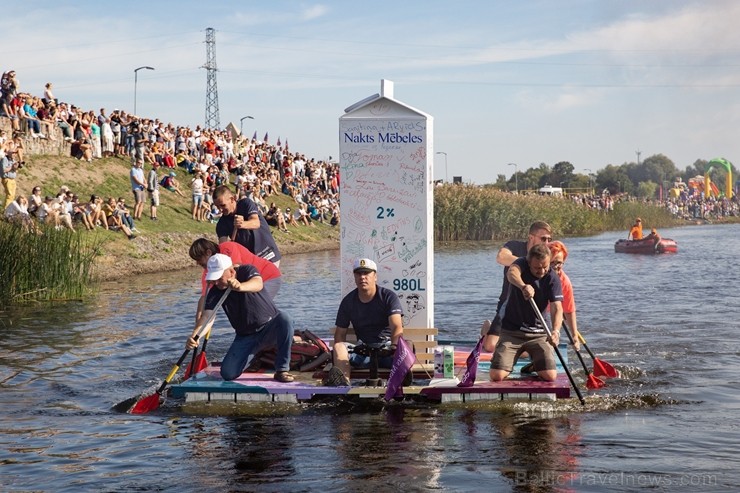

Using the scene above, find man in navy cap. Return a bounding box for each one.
[323,258,404,386]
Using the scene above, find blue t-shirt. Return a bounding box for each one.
[204,265,278,336]
[130,166,145,191]
[216,197,281,262]
[335,286,403,344]
[497,240,528,310]
[499,256,563,332]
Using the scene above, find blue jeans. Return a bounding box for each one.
[220,310,294,380]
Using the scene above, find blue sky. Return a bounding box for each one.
[4,1,740,183]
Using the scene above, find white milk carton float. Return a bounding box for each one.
[434,345,454,378]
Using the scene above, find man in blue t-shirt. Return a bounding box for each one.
[323,258,404,386]
[482,220,553,352]
[186,254,294,382]
[213,185,281,267]
[490,244,563,382]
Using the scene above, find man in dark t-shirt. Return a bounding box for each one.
[490,244,563,382]
[324,258,404,386]
[186,254,294,382]
[213,185,281,266]
[482,221,553,352]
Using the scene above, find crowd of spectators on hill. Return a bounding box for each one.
[1,68,342,235]
[522,185,738,221]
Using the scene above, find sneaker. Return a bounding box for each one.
[273,371,295,383]
[520,362,535,374]
[322,366,350,387]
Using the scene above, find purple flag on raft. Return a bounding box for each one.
[384,337,415,401]
[252,131,257,140]
[276,136,281,147]
[457,336,484,388]
[263,132,269,142]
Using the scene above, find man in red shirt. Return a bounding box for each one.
[189,238,281,323]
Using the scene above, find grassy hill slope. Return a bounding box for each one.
[16,154,339,281]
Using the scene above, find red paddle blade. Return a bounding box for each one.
[129,393,161,414]
[593,358,619,378]
[184,353,208,379]
[586,373,605,389]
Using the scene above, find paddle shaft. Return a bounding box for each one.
[528,298,585,405]
[561,321,591,375]
[155,288,232,395]
[577,332,599,361]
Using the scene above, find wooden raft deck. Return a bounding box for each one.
[169,341,572,404]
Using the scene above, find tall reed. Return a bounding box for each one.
[0,222,99,303]
[434,185,674,241]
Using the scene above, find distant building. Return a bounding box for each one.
[538,185,563,196]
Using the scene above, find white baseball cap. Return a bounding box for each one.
[353,258,377,273]
[205,253,232,281]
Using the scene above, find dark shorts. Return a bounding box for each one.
[486,313,503,336]
[491,329,556,372]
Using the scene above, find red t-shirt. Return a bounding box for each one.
[199,241,281,295]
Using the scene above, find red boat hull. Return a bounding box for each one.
[615,238,678,254]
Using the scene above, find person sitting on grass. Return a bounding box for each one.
[116,197,136,232]
[160,171,186,197]
[85,195,107,230]
[284,206,300,228]
[4,194,36,232]
[265,202,289,233]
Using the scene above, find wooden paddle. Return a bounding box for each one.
[529,298,585,405]
[128,288,231,414]
[577,332,619,378]
[562,321,605,389]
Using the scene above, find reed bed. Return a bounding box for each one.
[434,185,674,241]
[0,221,99,303]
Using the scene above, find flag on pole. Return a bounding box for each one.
[263,132,269,142]
[285,139,289,150]
[384,337,415,401]
[276,137,281,147]
[252,131,257,140]
[457,336,484,387]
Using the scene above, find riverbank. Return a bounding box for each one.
[93,230,339,282]
[15,154,340,283]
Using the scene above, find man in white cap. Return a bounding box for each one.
[186,253,295,382]
[323,257,404,386]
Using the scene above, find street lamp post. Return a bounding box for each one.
[134,66,155,115]
[584,168,592,192]
[435,151,448,183]
[508,163,518,193]
[240,115,254,135]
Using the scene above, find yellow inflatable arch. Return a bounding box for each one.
[705,158,733,199]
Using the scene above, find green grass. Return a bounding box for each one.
[14,154,339,270]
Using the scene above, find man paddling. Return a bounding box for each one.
[188,238,282,324]
[490,244,563,382]
[186,253,294,383]
[482,221,553,352]
[323,258,404,387]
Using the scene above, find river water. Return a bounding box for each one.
[1,224,738,492]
